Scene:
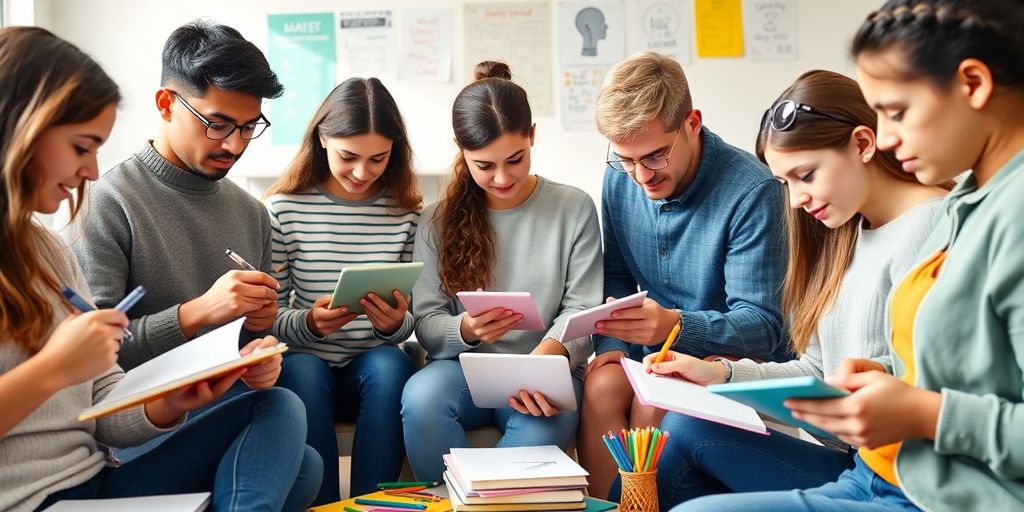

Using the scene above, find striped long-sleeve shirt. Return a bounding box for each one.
[266,185,420,366]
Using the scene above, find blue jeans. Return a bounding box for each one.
[37,388,322,512]
[671,455,920,512]
[276,347,414,503]
[609,413,854,509]
[401,359,583,481]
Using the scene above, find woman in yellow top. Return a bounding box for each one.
[674,1,1024,511]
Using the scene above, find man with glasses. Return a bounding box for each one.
[66,20,285,370]
[578,52,791,499]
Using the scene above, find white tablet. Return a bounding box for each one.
[455,291,545,331]
[459,353,578,411]
[557,290,649,342]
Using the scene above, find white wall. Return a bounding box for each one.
[40,0,877,205]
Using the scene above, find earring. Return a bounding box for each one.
[863,153,873,163]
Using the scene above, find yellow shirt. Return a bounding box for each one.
[859,250,946,486]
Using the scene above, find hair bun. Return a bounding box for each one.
[473,60,512,81]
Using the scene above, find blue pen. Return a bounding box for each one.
[114,285,147,312]
[60,286,145,342]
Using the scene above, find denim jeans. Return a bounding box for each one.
[37,388,322,512]
[276,347,414,503]
[671,455,920,512]
[608,412,854,509]
[401,359,583,481]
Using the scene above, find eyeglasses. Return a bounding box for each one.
[170,90,271,141]
[606,128,682,174]
[765,99,857,132]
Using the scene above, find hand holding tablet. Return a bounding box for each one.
[557,291,648,342]
[456,291,545,331]
[328,262,424,313]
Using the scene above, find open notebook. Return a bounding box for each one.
[79,318,287,421]
[621,358,766,434]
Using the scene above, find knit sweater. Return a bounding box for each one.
[65,143,274,369]
[729,198,943,382]
[412,176,602,371]
[0,228,174,512]
[266,186,419,366]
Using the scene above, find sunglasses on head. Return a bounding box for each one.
[764,99,858,131]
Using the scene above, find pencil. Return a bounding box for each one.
[377,481,439,489]
[654,322,682,364]
[354,498,427,510]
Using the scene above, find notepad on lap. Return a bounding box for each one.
[708,376,848,438]
[456,291,545,331]
[328,261,424,313]
[557,291,647,342]
[621,358,766,434]
[459,353,577,411]
[44,492,211,511]
[79,318,287,421]
[447,445,589,490]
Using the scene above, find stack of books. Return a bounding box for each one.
[443,445,594,511]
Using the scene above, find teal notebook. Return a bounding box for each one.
[707,376,848,438]
[583,496,619,512]
[328,262,424,313]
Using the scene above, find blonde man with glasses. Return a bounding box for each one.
[578,52,791,499]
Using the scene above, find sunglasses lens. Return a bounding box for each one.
[771,101,797,131]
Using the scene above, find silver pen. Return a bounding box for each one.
[225,248,258,271]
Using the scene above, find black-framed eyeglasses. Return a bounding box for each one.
[170,90,271,141]
[765,99,858,132]
[606,128,682,174]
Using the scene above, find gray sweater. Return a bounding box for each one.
[0,228,174,512]
[730,198,943,382]
[412,176,602,371]
[64,144,273,369]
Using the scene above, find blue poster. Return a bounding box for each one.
[267,13,336,146]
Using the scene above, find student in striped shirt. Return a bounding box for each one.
[264,77,422,503]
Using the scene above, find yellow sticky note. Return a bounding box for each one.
[695,0,744,58]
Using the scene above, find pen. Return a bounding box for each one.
[225,248,258,271]
[653,321,682,365]
[377,481,440,489]
[61,285,145,342]
[114,285,147,312]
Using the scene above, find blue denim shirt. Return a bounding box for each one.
[595,127,790,362]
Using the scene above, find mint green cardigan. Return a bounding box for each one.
[893,150,1024,511]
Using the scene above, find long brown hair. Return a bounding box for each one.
[754,70,925,353]
[0,27,121,352]
[266,77,421,211]
[434,61,532,296]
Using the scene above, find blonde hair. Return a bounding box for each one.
[596,51,692,141]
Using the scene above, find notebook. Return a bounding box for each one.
[328,261,425,313]
[446,445,589,490]
[557,291,648,342]
[444,467,585,504]
[44,492,210,511]
[708,376,849,438]
[621,358,767,434]
[79,319,287,421]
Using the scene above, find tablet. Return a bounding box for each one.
[455,291,545,331]
[459,353,578,411]
[707,376,849,438]
[557,290,648,342]
[328,262,425,313]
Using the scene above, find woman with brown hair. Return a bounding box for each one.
[401,61,603,481]
[637,69,947,509]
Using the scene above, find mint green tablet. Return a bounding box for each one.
[708,376,848,438]
[327,262,425,314]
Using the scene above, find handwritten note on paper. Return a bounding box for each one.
[743,0,797,61]
[633,0,692,65]
[399,9,454,83]
[337,10,395,79]
[694,0,744,58]
[464,3,554,115]
[560,66,607,131]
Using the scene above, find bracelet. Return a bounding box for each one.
[713,357,733,383]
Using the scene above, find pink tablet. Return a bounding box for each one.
[456,291,546,331]
[557,290,649,342]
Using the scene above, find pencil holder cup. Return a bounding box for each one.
[619,469,658,512]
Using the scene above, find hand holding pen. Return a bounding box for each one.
[224,248,279,332]
[61,285,146,343]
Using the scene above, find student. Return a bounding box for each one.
[578,51,790,499]
[0,27,320,512]
[635,70,947,509]
[264,77,420,502]
[66,20,283,370]
[675,1,1024,510]
[402,61,602,481]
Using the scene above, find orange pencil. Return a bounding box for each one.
[653,322,682,364]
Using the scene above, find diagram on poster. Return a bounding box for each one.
[337,10,395,79]
[632,0,692,65]
[743,0,798,61]
[558,1,625,66]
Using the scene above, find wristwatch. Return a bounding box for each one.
[713,357,734,383]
